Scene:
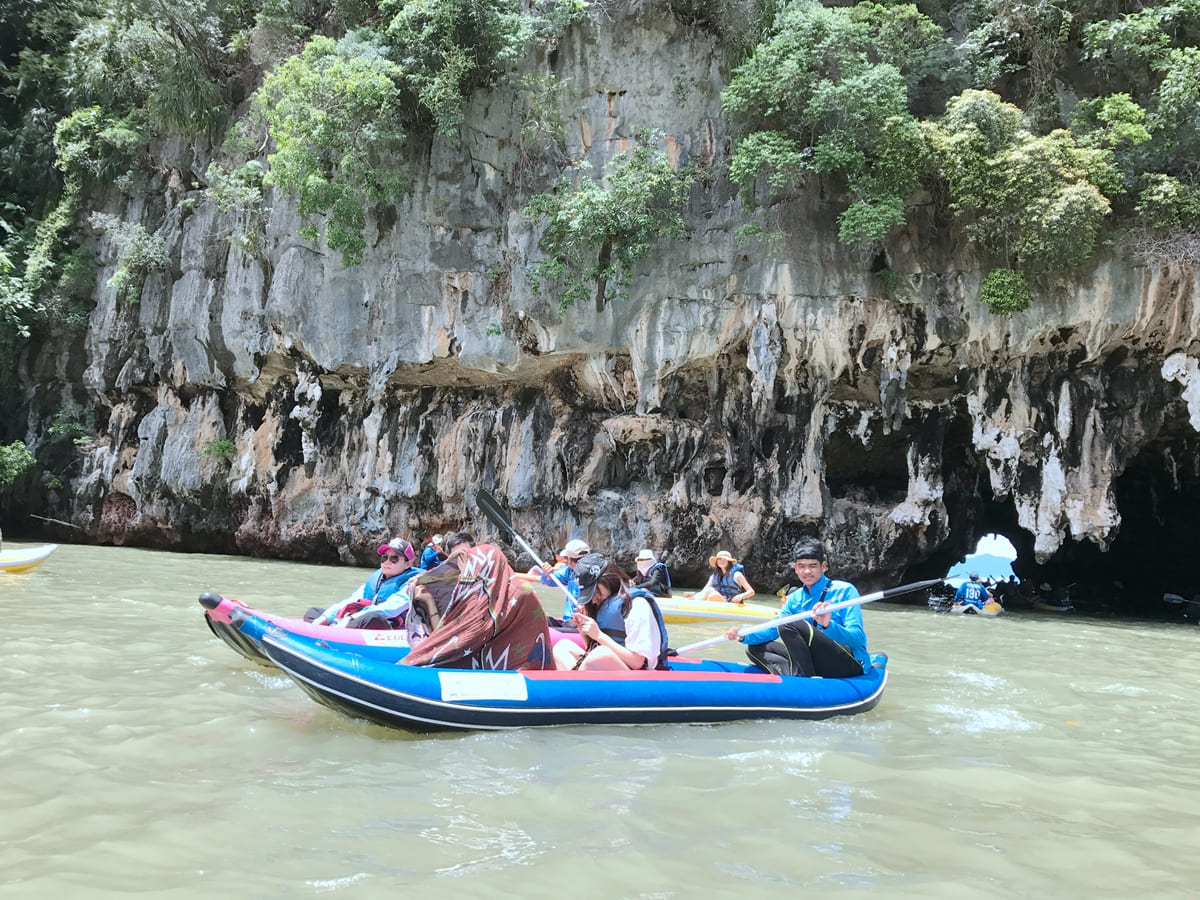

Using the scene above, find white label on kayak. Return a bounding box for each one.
[360,632,410,644]
[438,672,528,702]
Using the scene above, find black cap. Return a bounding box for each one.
[792,538,826,563]
[574,552,608,606]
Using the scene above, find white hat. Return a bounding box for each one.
[635,549,655,562]
[560,538,590,559]
[431,534,443,544]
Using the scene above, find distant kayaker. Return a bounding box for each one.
[953,572,992,612]
[688,549,755,605]
[530,538,591,618]
[420,534,446,569]
[631,548,672,597]
[725,538,868,678]
[554,553,669,671]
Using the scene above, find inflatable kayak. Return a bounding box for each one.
[200,593,411,668]
[657,594,781,624]
[260,628,888,731]
[0,543,58,574]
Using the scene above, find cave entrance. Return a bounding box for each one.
[944,533,1018,586]
[1022,440,1200,618]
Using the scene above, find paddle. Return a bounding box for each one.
[475,488,576,608]
[674,577,943,655]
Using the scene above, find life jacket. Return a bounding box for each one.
[342,566,421,619]
[649,561,671,590]
[593,586,669,670]
[711,564,745,600]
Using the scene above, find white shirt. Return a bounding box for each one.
[623,596,662,669]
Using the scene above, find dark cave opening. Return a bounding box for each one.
[1018,443,1200,619]
[904,410,1200,621]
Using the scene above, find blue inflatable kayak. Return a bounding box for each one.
[260,628,888,731]
[200,593,412,667]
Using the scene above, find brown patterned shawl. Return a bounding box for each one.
[401,543,553,670]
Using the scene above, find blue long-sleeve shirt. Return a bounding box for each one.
[540,563,579,617]
[743,574,869,672]
[953,580,989,609]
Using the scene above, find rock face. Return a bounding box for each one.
[12,5,1200,605]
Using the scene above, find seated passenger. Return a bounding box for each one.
[554,553,669,671]
[631,548,672,597]
[306,538,420,628]
[690,550,755,604]
[420,534,446,569]
[402,543,553,670]
[953,572,991,611]
[725,538,867,678]
[535,538,591,618]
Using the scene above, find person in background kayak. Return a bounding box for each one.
[631,548,672,597]
[554,553,669,671]
[531,538,591,618]
[952,572,991,612]
[689,549,755,604]
[305,537,420,627]
[420,534,445,569]
[725,538,867,678]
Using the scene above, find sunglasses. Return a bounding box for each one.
[382,554,405,562]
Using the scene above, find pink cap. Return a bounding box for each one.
[376,538,414,562]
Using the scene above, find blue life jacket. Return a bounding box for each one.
[365,565,421,604]
[711,564,745,600]
[593,586,669,669]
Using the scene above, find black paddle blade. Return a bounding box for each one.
[475,488,514,538]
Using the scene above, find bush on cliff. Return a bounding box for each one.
[525,134,695,311]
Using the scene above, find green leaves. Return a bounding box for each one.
[723,1,941,244]
[925,90,1115,277]
[257,33,411,266]
[978,268,1034,315]
[525,136,694,311]
[0,440,36,490]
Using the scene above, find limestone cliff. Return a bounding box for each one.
[12,3,1200,605]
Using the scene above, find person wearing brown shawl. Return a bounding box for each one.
[401,543,554,670]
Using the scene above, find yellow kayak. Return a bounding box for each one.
[0,543,58,574]
[658,594,781,624]
[952,601,1004,617]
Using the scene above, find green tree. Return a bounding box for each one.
[0,440,36,489]
[924,90,1117,276]
[255,32,412,266]
[723,1,943,244]
[525,135,695,310]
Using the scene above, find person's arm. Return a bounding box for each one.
[738,589,800,644]
[648,566,671,596]
[818,585,865,655]
[575,612,647,670]
[351,581,413,624]
[313,583,367,625]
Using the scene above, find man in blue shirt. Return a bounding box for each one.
[953,572,991,611]
[725,538,867,677]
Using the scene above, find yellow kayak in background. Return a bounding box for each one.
[0,543,59,573]
[657,594,781,624]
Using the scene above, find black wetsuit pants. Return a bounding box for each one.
[745,619,864,677]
